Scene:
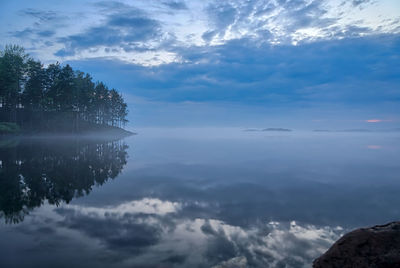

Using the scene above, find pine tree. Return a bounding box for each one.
[0,45,129,132]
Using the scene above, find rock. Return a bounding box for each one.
[313,222,400,268]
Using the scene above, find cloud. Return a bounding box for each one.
[199,0,393,46]
[202,0,340,44]
[9,28,35,38]
[37,30,55,37]
[52,201,344,267]
[54,199,181,254]
[58,210,162,254]
[162,1,188,10]
[65,198,182,216]
[365,119,393,123]
[19,8,61,22]
[283,1,337,31]
[56,6,163,56]
[93,1,131,11]
[366,119,382,123]
[205,2,237,40]
[5,0,398,66]
[351,0,373,7]
[202,30,218,42]
[367,145,382,149]
[9,8,67,46]
[9,28,55,39]
[67,34,400,107]
[4,196,345,267]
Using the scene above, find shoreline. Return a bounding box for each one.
[0,129,136,140]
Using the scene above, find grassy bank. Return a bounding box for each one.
[0,122,21,135]
[0,121,133,138]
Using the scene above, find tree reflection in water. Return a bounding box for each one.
[0,137,128,223]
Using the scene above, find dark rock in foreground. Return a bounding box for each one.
[313,221,400,268]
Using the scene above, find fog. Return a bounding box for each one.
[1,128,399,267]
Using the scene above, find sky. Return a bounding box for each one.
[0,0,399,129]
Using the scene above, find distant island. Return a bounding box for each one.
[262,128,292,132]
[313,129,330,132]
[0,45,131,136]
[244,128,292,132]
[243,128,260,132]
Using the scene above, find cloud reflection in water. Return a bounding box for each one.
[47,198,344,268]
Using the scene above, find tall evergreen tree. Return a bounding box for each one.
[22,59,46,111]
[0,45,29,122]
[0,45,129,132]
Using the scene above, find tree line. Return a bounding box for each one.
[0,45,128,132]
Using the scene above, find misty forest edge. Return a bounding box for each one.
[0,45,130,135]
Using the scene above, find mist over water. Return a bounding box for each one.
[1,128,399,267]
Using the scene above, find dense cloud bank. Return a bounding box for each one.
[68,35,400,105]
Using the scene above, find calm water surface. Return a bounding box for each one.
[0,128,399,268]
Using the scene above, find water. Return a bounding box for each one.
[0,128,399,268]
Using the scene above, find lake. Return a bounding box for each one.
[0,128,399,268]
